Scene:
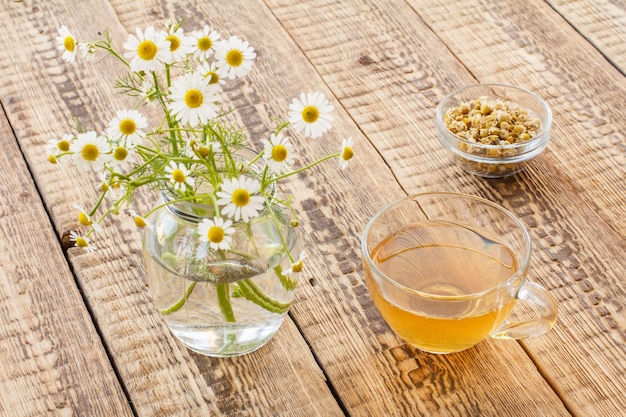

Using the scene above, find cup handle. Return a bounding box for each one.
[491,282,558,339]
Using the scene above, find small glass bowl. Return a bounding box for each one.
[436,84,552,178]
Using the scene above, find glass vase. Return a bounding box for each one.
[142,153,300,357]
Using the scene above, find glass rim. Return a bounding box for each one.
[361,191,532,301]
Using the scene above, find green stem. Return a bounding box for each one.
[217,283,236,322]
[237,279,291,314]
[267,152,341,184]
[274,265,297,291]
[160,281,197,315]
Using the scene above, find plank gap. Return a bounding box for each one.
[404,1,480,82]
[288,310,350,416]
[544,0,626,77]
[518,341,575,417]
[0,99,139,417]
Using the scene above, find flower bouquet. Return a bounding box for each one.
[49,20,354,356]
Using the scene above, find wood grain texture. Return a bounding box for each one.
[0,99,132,414]
[0,0,623,416]
[547,0,626,74]
[266,0,625,416]
[414,0,626,240]
[0,0,342,416]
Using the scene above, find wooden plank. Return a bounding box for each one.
[0,0,344,415]
[414,0,626,239]
[265,0,626,416]
[546,0,626,74]
[0,101,132,413]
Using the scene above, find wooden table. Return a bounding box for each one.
[1,0,624,415]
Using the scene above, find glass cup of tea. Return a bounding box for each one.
[361,192,558,354]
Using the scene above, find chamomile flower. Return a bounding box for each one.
[106,109,148,148]
[339,137,354,170]
[69,231,95,253]
[78,42,97,61]
[56,26,77,64]
[288,92,334,139]
[164,27,193,63]
[165,161,195,191]
[197,61,228,92]
[186,138,222,159]
[262,132,295,173]
[108,144,136,172]
[97,172,123,199]
[139,79,157,107]
[191,25,220,60]
[123,26,171,73]
[214,36,256,79]
[128,210,153,230]
[73,203,103,232]
[70,131,110,171]
[47,133,73,155]
[168,71,220,126]
[216,175,265,222]
[198,217,235,251]
[285,251,307,277]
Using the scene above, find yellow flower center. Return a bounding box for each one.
[64,36,75,52]
[137,40,158,60]
[207,226,225,243]
[292,260,304,273]
[48,155,58,164]
[113,146,128,161]
[184,89,204,108]
[232,189,250,207]
[225,49,243,67]
[205,71,219,84]
[197,146,210,158]
[134,216,147,228]
[166,35,180,52]
[271,145,288,162]
[81,144,99,161]
[58,139,71,151]
[119,119,137,135]
[197,36,212,51]
[342,146,354,161]
[78,212,92,226]
[75,237,88,248]
[172,169,186,183]
[302,105,319,123]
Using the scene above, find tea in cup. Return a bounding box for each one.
[361,192,557,354]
